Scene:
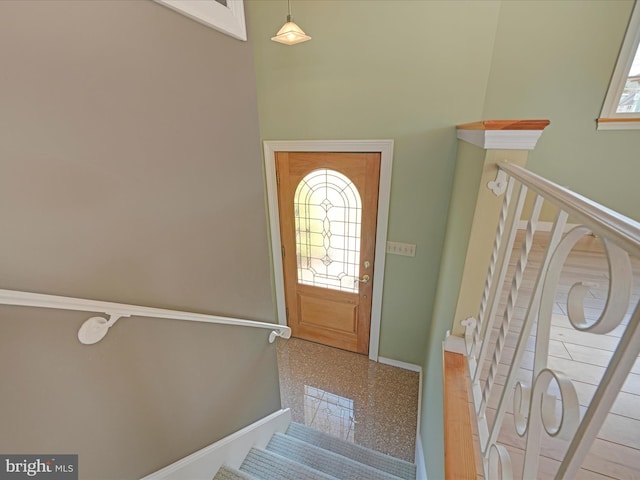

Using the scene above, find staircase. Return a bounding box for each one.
[213,422,417,480]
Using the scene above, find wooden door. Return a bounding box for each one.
[276,152,380,354]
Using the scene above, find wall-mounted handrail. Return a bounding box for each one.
[0,288,291,345]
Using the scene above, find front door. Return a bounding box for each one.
[276,152,380,354]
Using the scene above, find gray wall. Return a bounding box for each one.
[0,0,273,319]
[0,307,280,479]
[0,1,279,477]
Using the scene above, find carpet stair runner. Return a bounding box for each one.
[213,422,416,480]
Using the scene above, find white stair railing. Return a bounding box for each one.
[463,162,640,478]
[0,289,291,345]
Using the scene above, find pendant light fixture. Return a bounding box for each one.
[271,0,311,46]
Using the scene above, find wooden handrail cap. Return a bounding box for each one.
[457,120,551,131]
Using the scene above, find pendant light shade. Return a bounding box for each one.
[271,1,311,45]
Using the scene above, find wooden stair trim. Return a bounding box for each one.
[456,119,550,131]
[443,350,477,479]
[597,117,640,123]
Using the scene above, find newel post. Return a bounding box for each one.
[447,120,550,341]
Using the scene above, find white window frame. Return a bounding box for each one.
[598,1,640,130]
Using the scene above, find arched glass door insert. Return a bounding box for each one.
[294,169,362,294]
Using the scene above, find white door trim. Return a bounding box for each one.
[263,140,394,361]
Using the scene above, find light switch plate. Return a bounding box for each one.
[386,241,416,257]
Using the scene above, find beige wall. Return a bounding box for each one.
[0,0,273,320]
[0,1,280,477]
[0,307,280,478]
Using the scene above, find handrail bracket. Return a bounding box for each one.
[78,313,130,345]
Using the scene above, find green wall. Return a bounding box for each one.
[421,141,487,478]
[247,0,501,365]
[427,1,639,478]
[249,1,640,479]
[483,0,639,221]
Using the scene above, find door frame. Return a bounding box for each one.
[263,140,394,361]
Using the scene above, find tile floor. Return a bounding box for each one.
[276,337,419,463]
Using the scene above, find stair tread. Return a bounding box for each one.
[286,423,416,480]
[268,432,405,480]
[240,448,338,480]
[213,465,258,480]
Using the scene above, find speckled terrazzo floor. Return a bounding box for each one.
[276,337,419,463]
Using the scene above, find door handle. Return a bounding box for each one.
[355,274,370,284]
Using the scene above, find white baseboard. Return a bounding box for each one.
[416,366,423,467]
[141,409,291,479]
[377,356,422,373]
[415,433,428,480]
[443,333,466,355]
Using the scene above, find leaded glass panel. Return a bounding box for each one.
[294,169,362,293]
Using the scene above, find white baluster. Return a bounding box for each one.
[557,302,640,478]
[553,239,637,478]
[463,161,640,479]
[488,443,514,480]
[516,369,580,478]
[466,176,516,378]
[534,227,632,375]
[478,193,544,419]
[484,210,568,455]
[473,181,528,386]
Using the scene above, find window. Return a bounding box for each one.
[294,169,362,293]
[598,2,640,130]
